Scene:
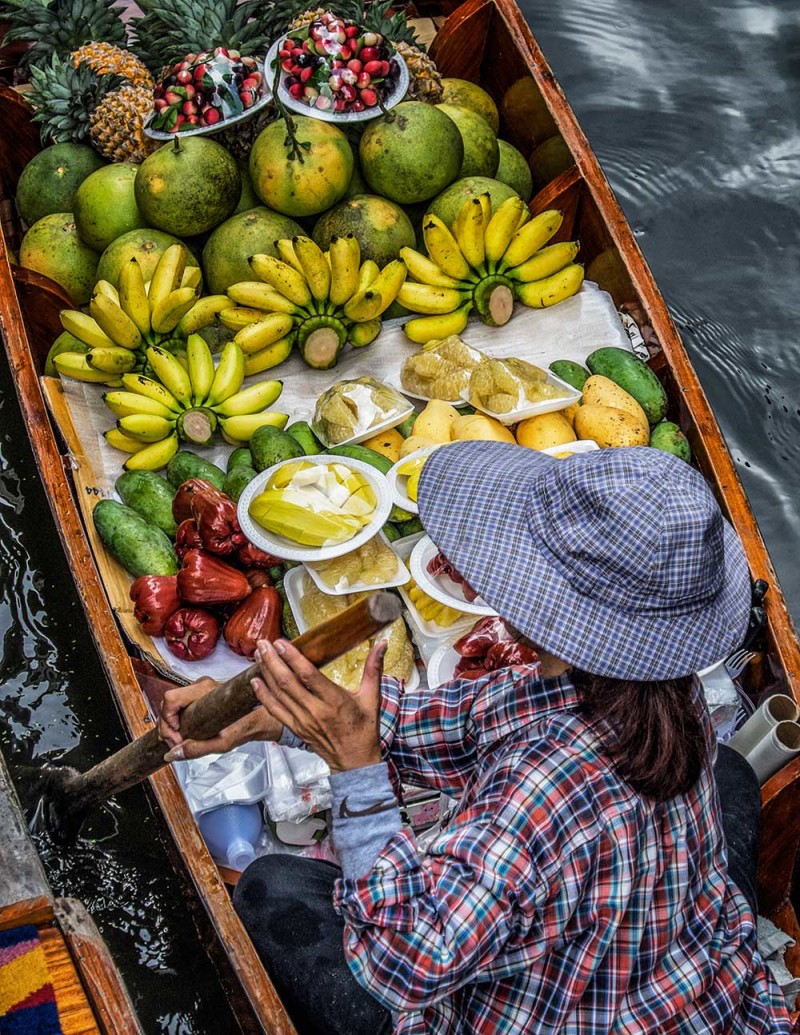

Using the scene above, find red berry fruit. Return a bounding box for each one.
[204,107,221,125]
[347,58,362,74]
[359,46,379,62]
[356,72,371,89]
[360,88,377,106]
[289,82,304,99]
[345,24,359,37]
[363,59,383,77]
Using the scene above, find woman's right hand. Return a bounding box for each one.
[158,676,283,762]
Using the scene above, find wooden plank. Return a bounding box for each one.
[0,750,51,909]
[0,895,54,931]
[40,927,101,1035]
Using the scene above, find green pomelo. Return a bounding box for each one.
[203,207,304,294]
[234,159,260,214]
[16,143,105,227]
[500,77,558,153]
[440,78,499,133]
[45,330,88,376]
[427,177,520,232]
[73,162,148,252]
[97,228,201,288]
[495,140,533,202]
[249,117,353,218]
[135,137,240,237]
[312,194,416,267]
[343,156,368,200]
[359,102,463,205]
[19,213,99,304]
[437,103,499,179]
[531,135,575,191]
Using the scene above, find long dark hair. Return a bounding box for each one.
[571,669,707,800]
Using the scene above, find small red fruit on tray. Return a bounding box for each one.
[277,11,401,115]
[151,48,264,134]
[452,617,539,680]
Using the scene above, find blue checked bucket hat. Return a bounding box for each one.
[417,443,751,680]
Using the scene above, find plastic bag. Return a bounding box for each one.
[173,742,270,817]
[468,357,569,415]
[305,534,400,591]
[400,335,483,401]
[262,742,331,822]
[312,376,413,447]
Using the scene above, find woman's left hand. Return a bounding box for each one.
[252,637,386,772]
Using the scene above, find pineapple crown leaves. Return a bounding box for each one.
[2,0,128,71]
[28,51,125,144]
[359,0,424,49]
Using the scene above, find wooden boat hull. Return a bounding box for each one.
[1,1,799,1028]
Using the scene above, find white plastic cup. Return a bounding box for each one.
[744,721,800,785]
[728,694,799,757]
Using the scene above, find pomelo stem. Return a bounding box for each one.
[271,56,305,164]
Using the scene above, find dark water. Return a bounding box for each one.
[1,0,798,1030]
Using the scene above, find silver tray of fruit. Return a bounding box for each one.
[264,12,409,124]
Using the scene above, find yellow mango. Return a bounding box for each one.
[399,434,437,458]
[362,427,404,462]
[562,401,580,427]
[412,400,461,443]
[450,414,516,443]
[582,375,648,428]
[516,411,577,451]
[574,403,650,447]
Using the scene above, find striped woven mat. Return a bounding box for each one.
[0,925,62,1034]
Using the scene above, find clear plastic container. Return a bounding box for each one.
[312,376,414,448]
[198,802,263,872]
[461,360,580,425]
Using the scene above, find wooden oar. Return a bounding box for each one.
[37,591,401,841]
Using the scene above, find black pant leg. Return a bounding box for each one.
[714,743,761,915]
[233,854,393,1035]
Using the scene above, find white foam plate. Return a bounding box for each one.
[237,454,391,562]
[426,643,460,689]
[540,439,600,457]
[460,371,581,425]
[318,403,415,449]
[265,39,409,124]
[410,535,496,617]
[283,564,419,690]
[144,87,273,140]
[386,443,450,516]
[303,530,410,595]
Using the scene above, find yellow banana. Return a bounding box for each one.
[292,236,330,304]
[94,280,120,306]
[329,234,361,306]
[275,239,306,276]
[477,192,491,224]
[514,204,532,232]
[145,346,193,407]
[151,287,199,335]
[353,259,407,318]
[205,340,245,407]
[212,380,283,417]
[422,216,472,280]
[103,391,175,419]
[398,246,467,289]
[227,282,304,315]
[507,241,580,283]
[104,427,147,454]
[500,209,563,269]
[118,258,151,338]
[148,244,186,313]
[354,259,379,295]
[243,335,295,376]
[397,281,467,315]
[454,197,486,270]
[122,432,179,471]
[59,310,115,350]
[220,412,289,442]
[348,318,381,347]
[515,263,584,308]
[403,303,471,345]
[218,307,265,331]
[86,346,138,374]
[249,254,313,308]
[176,295,234,337]
[233,312,296,355]
[121,373,181,413]
[186,333,215,405]
[181,266,202,290]
[89,293,142,350]
[484,196,530,265]
[53,351,115,383]
[117,413,175,442]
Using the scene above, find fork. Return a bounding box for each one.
[725,649,756,679]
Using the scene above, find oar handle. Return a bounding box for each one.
[71,591,401,805]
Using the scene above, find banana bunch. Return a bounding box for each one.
[396,195,583,344]
[52,245,234,385]
[223,234,407,372]
[103,335,288,470]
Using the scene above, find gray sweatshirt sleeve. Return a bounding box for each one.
[329,762,403,880]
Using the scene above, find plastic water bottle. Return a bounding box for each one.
[198,803,263,871]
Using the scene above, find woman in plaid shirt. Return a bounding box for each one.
[161,444,791,1034]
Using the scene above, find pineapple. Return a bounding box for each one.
[89,84,158,162]
[217,106,276,160]
[71,41,153,89]
[1,0,127,72]
[395,41,442,103]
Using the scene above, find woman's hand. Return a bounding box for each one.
[252,637,386,772]
[158,675,283,761]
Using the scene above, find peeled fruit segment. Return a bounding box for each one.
[400,334,483,401]
[469,357,567,414]
[250,494,362,546]
[516,411,577,451]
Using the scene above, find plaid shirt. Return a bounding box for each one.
[333,666,791,1034]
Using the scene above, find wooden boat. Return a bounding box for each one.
[2,0,800,1028]
[0,753,142,1034]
